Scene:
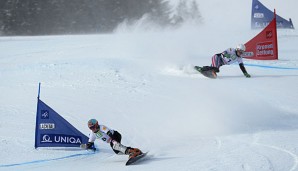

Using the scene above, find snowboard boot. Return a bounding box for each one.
[127,148,142,159]
[212,67,220,73]
[194,66,202,72]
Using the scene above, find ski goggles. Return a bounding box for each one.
[88,124,97,131]
[237,50,245,54]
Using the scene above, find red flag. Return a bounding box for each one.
[244,10,278,60]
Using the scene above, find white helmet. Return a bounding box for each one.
[236,44,246,52]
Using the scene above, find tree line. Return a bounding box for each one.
[0,0,202,36]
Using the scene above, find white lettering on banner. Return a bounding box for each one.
[254,21,285,28]
[254,13,264,18]
[257,50,274,56]
[254,22,270,28]
[266,31,272,39]
[41,110,49,119]
[40,123,55,129]
[257,44,273,50]
[40,134,82,144]
[54,136,81,144]
[243,52,254,58]
[256,42,274,57]
[41,135,53,142]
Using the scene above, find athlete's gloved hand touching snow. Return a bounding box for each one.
[197,44,251,78]
[84,119,143,159]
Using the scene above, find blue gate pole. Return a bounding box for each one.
[35,82,41,148]
[37,82,41,99]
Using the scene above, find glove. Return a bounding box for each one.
[86,142,94,148]
[86,142,96,151]
[244,73,251,78]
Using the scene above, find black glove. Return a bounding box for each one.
[244,73,251,78]
[107,131,113,137]
[86,142,96,151]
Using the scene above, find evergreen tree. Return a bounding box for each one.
[173,0,203,26]
[0,0,201,35]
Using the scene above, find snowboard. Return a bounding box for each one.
[194,66,217,79]
[126,152,148,166]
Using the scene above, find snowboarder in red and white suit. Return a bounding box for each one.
[85,119,142,159]
[200,44,251,78]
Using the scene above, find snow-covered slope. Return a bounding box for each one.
[1,0,298,171]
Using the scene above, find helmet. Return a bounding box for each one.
[236,44,246,52]
[88,119,98,130]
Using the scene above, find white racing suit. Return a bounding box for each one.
[202,48,248,75]
[88,125,129,154]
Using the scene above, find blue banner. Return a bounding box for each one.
[251,0,294,29]
[35,99,88,148]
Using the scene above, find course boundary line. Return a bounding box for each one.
[0,152,95,168]
[245,63,298,70]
